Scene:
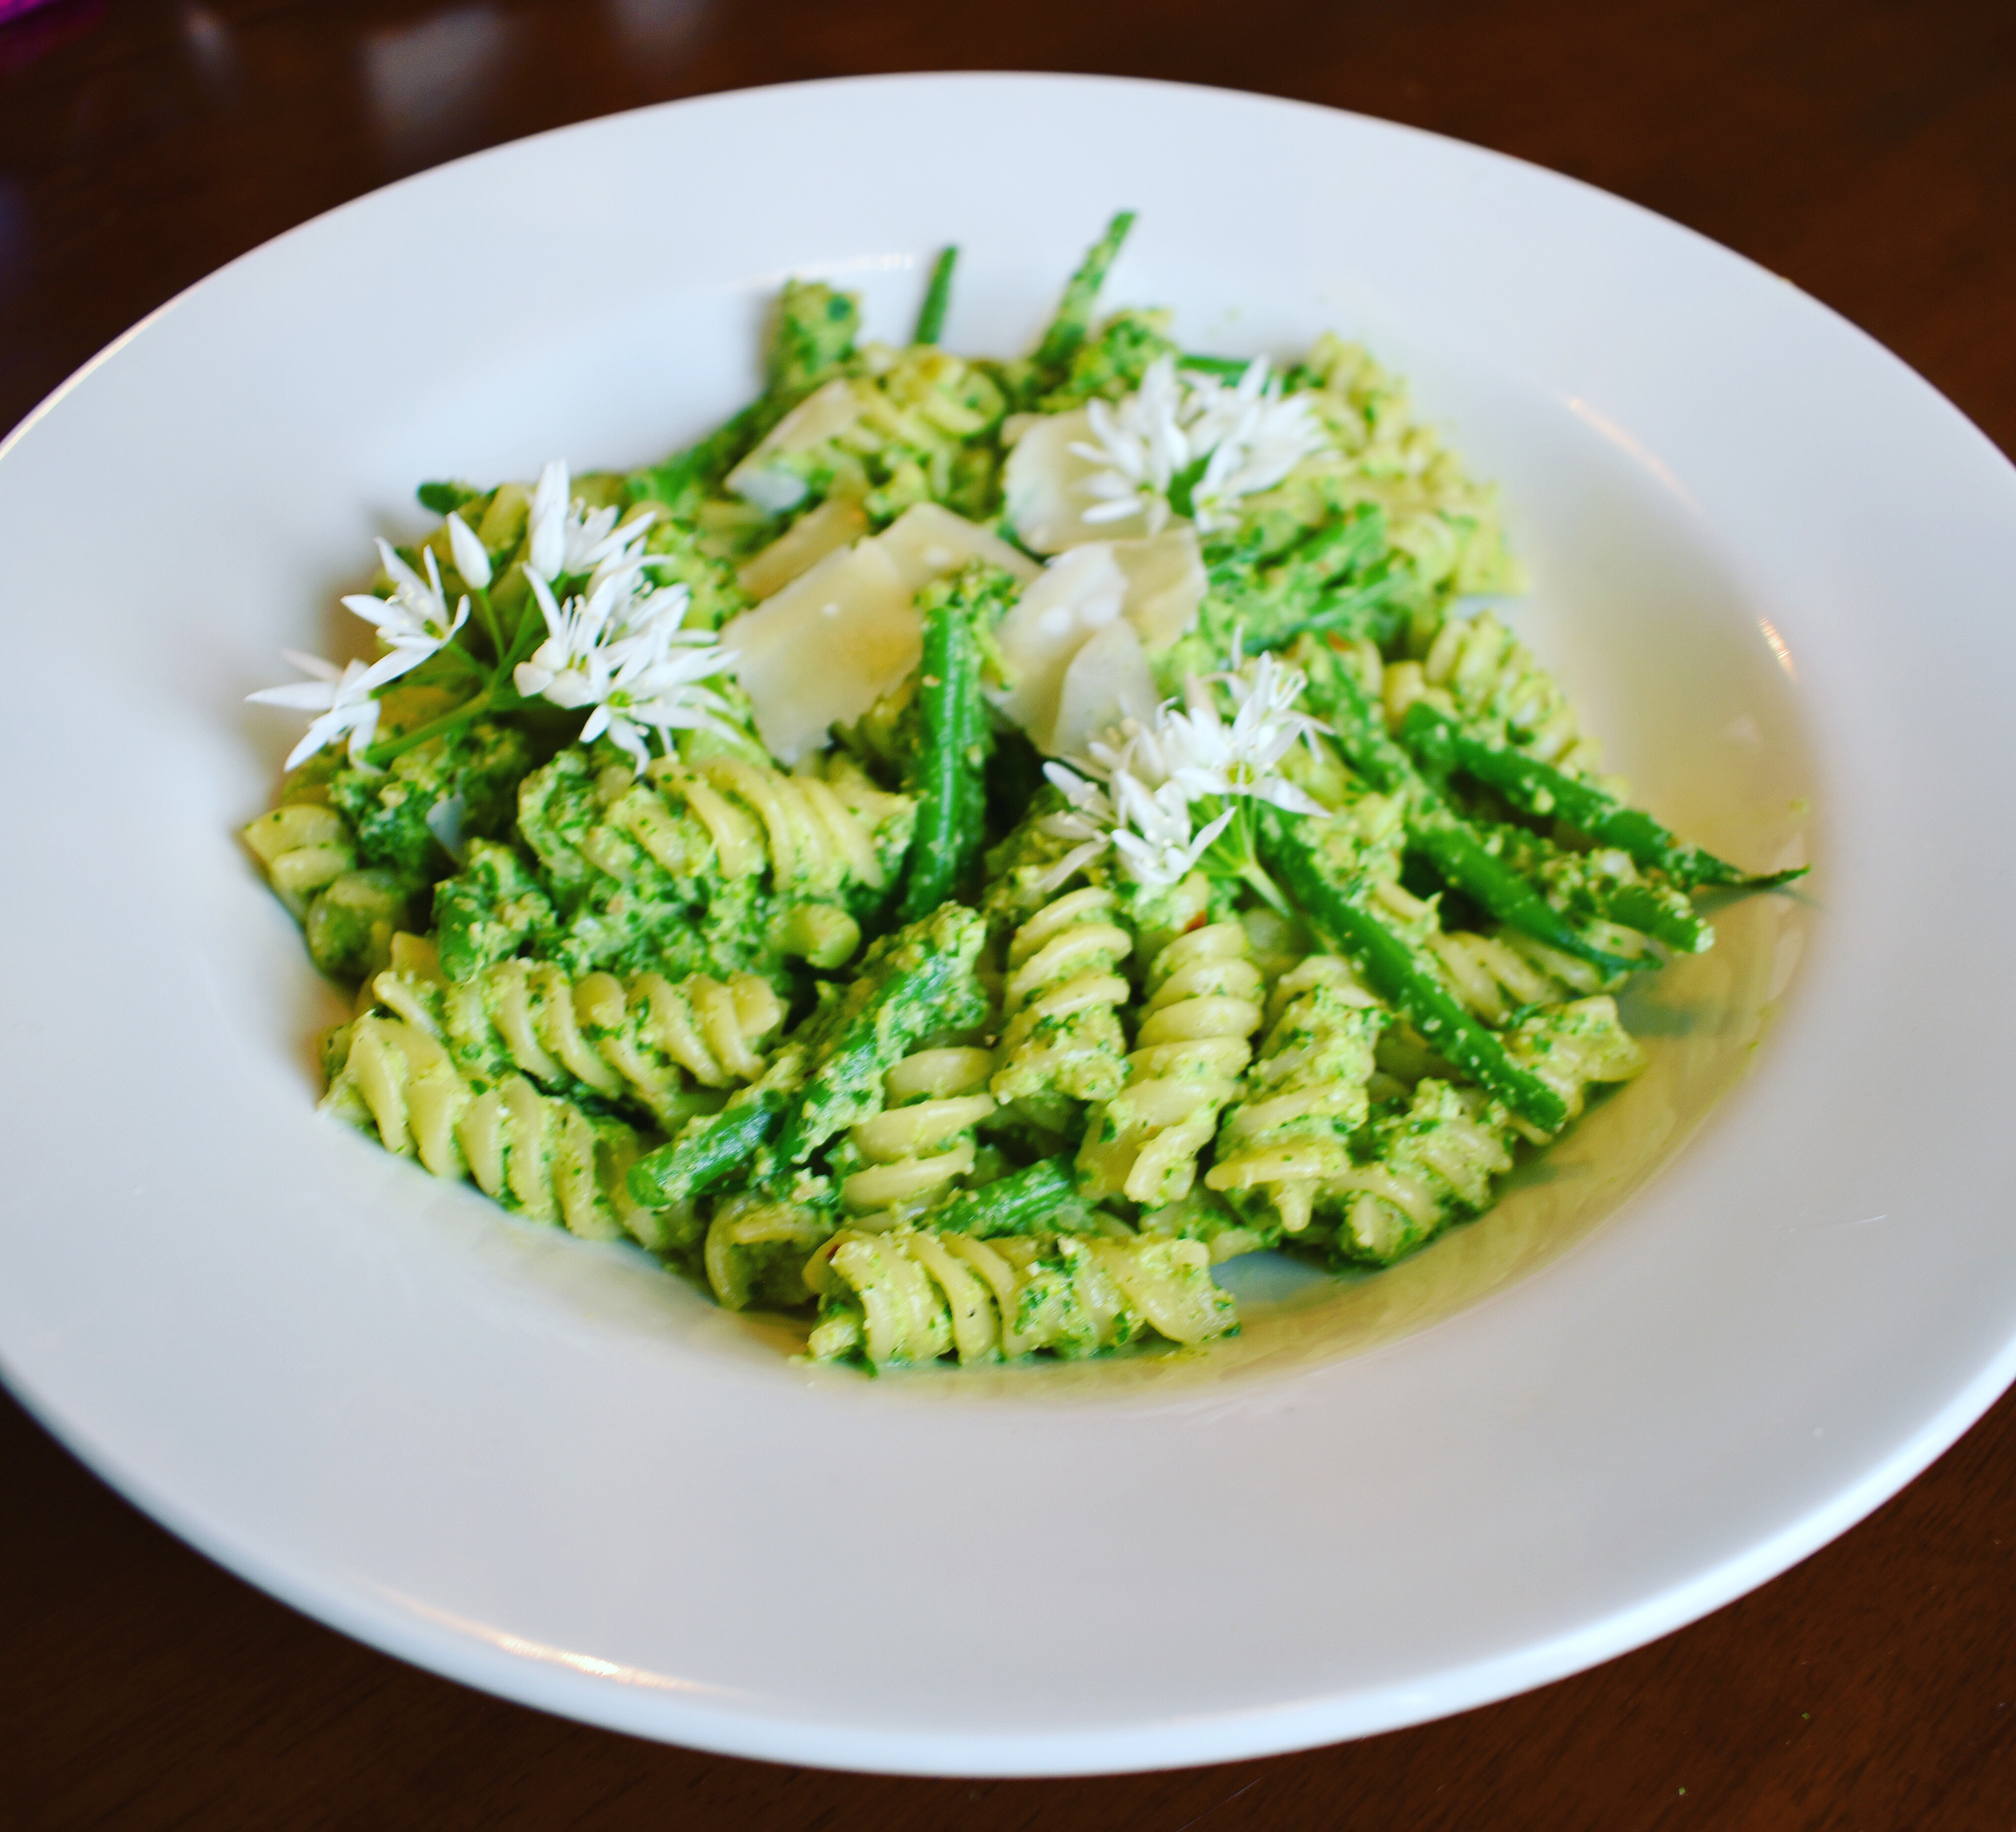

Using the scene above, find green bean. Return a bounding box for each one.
[628,399,770,517]
[931,1156,1077,1237]
[897,578,992,922]
[1293,637,1414,795]
[1032,211,1135,382]
[1290,557,1414,648]
[913,246,958,345]
[1298,643,1637,972]
[628,1088,785,1210]
[1410,811,1640,974]
[1399,700,1800,891]
[779,904,989,1163]
[1602,882,1715,954]
[1258,807,1569,1132]
[1481,816,1716,955]
[1207,508,1397,652]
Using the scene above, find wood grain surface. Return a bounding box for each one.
[3,1,2014,1825]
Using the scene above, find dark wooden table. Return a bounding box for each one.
[5,2,2015,1825]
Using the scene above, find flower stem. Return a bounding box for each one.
[469,584,503,662]
[1201,798,1293,917]
[1238,858,1294,920]
[361,686,493,769]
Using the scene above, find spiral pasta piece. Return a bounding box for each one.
[646,753,909,901]
[1321,1078,1518,1266]
[321,1012,662,1247]
[1205,958,1387,1235]
[371,940,785,1130]
[990,886,1133,1108]
[512,747,913,978]
[242,802,357,916]
[243,800,416,978]
[804,1226,1235,1366]
[1400,609,1600,773]
[841,1047,998,1216]
[1078,922,1264,1210]
[1426,928,1575,1027]
[704,1193,840,1311]
[1501,995,1646,1134]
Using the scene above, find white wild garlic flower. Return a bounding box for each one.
[250,468,695,773]
[444,511,492,590]
[1069,355,1331,537]
[1071,357,1193,536]
[247,651,388,771]
[1160,646,1329,815]
[253,540,472,769]
[526,458,660,584]
[1035,641,1327,888]
[338,540,471,686]
[514,571,739,772]
[1041,747,1234,892]
[1181,359,1329,532]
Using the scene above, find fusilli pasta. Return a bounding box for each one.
[1078,922,1264,1209]
[1321,1077,1518,1265]
[705,1193,840,1311]
[1206,957,1387,1235]
[241,229,1776,1375]
[371,938,785,1129]
[990,885,1133,1112]
[804,1225,1236,1366]
[841,1047,998,1216]
[322,1011,662,1246]
[241,802,357,917]
[1502,995,1646,1131]
[1386,609,1600,773]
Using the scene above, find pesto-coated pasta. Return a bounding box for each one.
[842,1047,998,1216]
[1427,928,1580,1026]
[1321,1077,1519,1265]
[1391,608,1601,774]
[651,752,910,903]
[322,1011,662,1246]
[1206,957,1386,1235]
[246,220,1786,1375]
[705,1193,839,1311]
[804,1226,1235,1367]
[1502,996,1647,1131]
[990,885,1133,1117]
[370,937,785,1129]
[241,802,357,916]
[1078,923,1264,1210]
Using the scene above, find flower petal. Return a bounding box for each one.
[446,511,492,590]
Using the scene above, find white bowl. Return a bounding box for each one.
[2,73,2012,1776]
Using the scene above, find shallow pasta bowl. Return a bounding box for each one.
[1,73,2013,1776]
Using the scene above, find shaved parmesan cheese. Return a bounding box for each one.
[988,528,1206,754]
[876,501,1038,593]
[723,503,1038,762]
[724,377,861,513]
[737,494,869,599]
[1002,407,1151,552]
[718,540,914,762]
[1050,618,1161,761]
[993,545,1129,752]
[1112,526,1206,650]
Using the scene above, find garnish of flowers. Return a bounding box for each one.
[248,460,737,775]
[1070,355,1331,537]
[1040,640,1329,913]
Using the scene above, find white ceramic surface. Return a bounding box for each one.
[2,74,2013,1777]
